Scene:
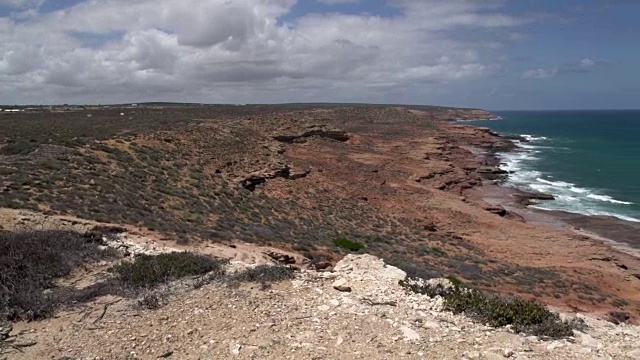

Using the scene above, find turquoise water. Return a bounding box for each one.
[464,110,640,222]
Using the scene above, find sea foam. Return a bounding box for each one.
[586,194,633,205]
[496,132,637,222]
[521,134,548,141]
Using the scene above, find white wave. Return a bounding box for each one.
[502,151,538,162]
[521,134,548,141]
[586,194,633,205]
[536,178,574,187]
[569,186,588,194]
[529,183,554,193]
[555,195,580,202]
[517,144,542,152]
[500,153,538,173]
[491,132,637,223]
[530,178,633,205]
[508,171,542,184]
[530,205,640,223]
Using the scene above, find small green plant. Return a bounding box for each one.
[109,252,226,289]
[400,277,584,339]
[446,275,464,287]
[333,238,365,252]
[431,246,448,257]
[611,298,629,308]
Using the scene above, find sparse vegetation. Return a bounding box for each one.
[0,230,114,322]
[137,291,166,310]
[400,277,585,339]
[446,275,464,287]
[607,311,630,325]
[333,237,365,252]
[0,139,38,155]
[227,264,296,289]
[0,104,632,318]
[110,252,227,289]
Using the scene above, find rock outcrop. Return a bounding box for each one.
[273,125,350,143]
[484,205,508,217]
[4,254,640,360]
[239,162,310,191]
[513,191,556,206]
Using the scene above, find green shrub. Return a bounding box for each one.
[446,275,464,287]
[0,139,38,156]
[400,277,584,339]
[333,238,365,252]
[0,230,114,321]
[431,246,448,257]
[137,291,166,310]
[110,252,226,289]
[608,311,630,325]
[227,265,296,289]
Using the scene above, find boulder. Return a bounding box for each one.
[477,167,509,175]
[238,163,309,191]
[484,205,507,217]
[400,326,420,341]
[332,278,352,292]
[513,191,555,205]
[575,331,603,350]
[265,251,296,265]
[333,254,407,284]
[239,175,267,191]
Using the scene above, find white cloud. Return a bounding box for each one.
[0,0,43,9]
[317,0,360,4]
[522,57,610,80]
[521,67,557,79]
[579,58,596,68]
[0,0,530,104]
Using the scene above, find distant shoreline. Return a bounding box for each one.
[460,120,640,255]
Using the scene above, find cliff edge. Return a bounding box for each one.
[3,246,639,359]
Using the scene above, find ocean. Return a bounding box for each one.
[463,110,640,223]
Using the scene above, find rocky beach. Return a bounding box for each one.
[452,118,640,258]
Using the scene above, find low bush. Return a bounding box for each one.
[430,246,448,257]
[0,140,38,156]
[0,230,114,321]
[137,291,166,310]
[446,275,464,287]
[333,238,365,252]
[608,311,630,325]
[110,252,226,289]
[400,277,584,339]
[227,264,296,289]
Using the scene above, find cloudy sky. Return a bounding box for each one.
[0,0,638,109]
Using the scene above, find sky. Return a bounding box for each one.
[0,0,638,110]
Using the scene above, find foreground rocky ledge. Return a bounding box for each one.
[6,254,640,360]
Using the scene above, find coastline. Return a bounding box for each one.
[428,119,640,319]
[454,118,640,258]
[479,176,640,259]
